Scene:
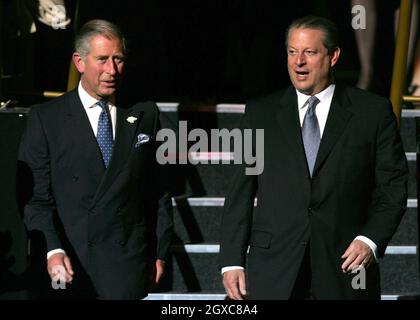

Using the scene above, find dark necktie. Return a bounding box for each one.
[302,96,321,177]
[96,100,113,168]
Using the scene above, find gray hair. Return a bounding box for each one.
[74,19,127,59]
[285,16,340,54]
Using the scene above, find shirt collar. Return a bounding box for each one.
[296,84,335,109]
[78,82,115,110]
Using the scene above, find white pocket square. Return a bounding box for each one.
[135,133,151,148]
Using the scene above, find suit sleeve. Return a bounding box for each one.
[218,104,258,269]
[18,107,62,251]
[361,101,408,257]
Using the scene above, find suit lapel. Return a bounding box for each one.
[275,87,308,171]
[312,84,353,176]
[64,90,105,186]
[91,107,144,207]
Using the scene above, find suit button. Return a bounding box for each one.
[72,176,78,182]
[301,241,308,246]
[117,207,122,215]
[308,207,312,215]
[88,241,94,247]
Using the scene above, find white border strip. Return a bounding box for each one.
[171,244,416,255]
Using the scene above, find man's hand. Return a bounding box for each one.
[341,239,373,273]
[47,252,74,283]
[223,269,247,300]
[154,259,165,284]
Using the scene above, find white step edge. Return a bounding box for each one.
[145,293,399,300]
[172,197,417,208]
[167,152,234,162]
[157,103,245,113]
[384,246,417,254]
[166,152,416,161]
[170,244,417,255]
[401,109,420,118]
[406,152,416,161]
[157,104,420,117]
[145,293,226,300]
[408,199,417,208]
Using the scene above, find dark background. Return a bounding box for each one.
[0,0,401,106]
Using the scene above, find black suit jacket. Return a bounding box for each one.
[19,90,170,299]
[219,84,408,299]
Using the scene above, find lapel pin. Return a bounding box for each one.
[126,116,137,124]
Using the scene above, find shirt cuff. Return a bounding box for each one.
[47,249,66,260]
[355,235,378,262]
[221,266,245,275]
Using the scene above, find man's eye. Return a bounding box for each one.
[288,50,297,55]
[305,51,316,55]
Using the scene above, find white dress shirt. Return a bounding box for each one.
[221,85,378,274]
[78,82,117,138]
[47,82,117,260]
[297,84,335,137]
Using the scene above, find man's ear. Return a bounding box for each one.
[72,52,85,73]
[330,47,341,68]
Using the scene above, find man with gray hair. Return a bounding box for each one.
[19,19,172,299]
[219,15,408,299]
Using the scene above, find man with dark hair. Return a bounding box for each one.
[219,16,408,299]
[19,19,172,299]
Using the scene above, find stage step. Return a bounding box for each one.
[144,293,403,300]
[156,245,419,295]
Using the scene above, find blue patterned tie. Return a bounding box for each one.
[96,100,113,168]
[302,96,320,177]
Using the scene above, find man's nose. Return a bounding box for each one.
[296,53,306,66]
[104,59,117,75]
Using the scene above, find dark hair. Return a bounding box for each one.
[74,19,127,59]
[285,16,340,53]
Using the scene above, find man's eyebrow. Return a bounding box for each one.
[94,54,125,58]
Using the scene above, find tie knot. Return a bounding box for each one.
[97,99,108,111]
[306,96,320,116]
